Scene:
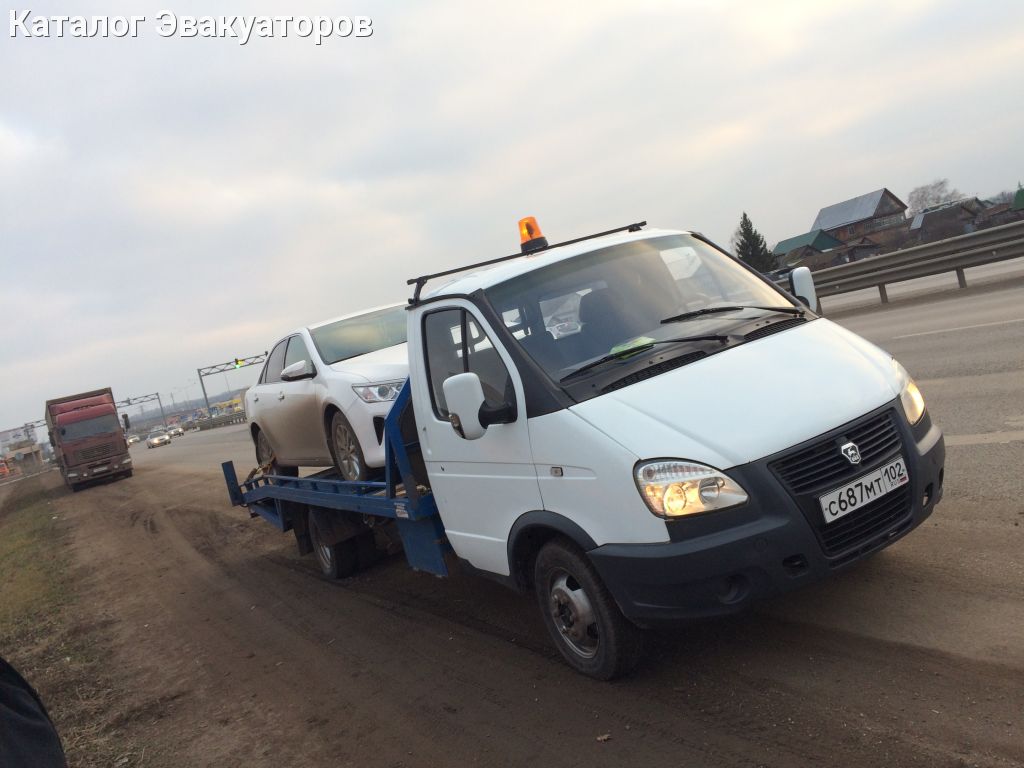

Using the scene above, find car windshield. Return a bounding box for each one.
[148,432,166,439]
[59,414,121,441]
[485,234,794,382]
[310,306,408,365]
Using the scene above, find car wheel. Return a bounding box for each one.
[329,411,367,482]
[308,511,358,579]
[533,539,643,680]
[254,428,298,477]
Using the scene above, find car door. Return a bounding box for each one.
[413,302,543,576]
[279,334,328,462]
[258,334,325,465]
[249,339,291,458]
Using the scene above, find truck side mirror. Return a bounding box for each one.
[442,373,487,440]
[789,266,818,311]
[122,413,131,431]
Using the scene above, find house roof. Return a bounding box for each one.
[772,229,844,255]
[811,188,907,231]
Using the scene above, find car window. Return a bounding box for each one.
[262,339,288,384]
[309,306,407,365]
[423,308,513,419]
[284,335,311,370]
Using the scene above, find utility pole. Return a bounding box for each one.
[197,367,211,416]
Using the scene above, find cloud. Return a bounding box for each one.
[2,0,1024,425]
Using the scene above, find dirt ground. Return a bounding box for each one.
[4,418,1020,768]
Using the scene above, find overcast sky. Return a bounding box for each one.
[2,0,1023,427]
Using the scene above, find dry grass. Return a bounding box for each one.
[0,477,150,767]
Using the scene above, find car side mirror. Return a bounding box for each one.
[280,360,315,381]
[442,373,487,440]
[789,266,818,311]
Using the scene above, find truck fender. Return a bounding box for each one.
[506,511,599,592]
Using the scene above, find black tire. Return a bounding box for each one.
[533,539,643,680]
[329,411,367,482]
[308,512,358,580]
[254,428,298,477]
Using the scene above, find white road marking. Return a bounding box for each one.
[892,318,1024,340]
[945,430,1024,447]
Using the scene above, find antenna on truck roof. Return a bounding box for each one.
[407,219,647,304]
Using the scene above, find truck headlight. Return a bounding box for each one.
[634,460,748,518]
[352,381,404,403]
[893,359,926,425]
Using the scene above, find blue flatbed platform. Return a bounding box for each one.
[222,383,451,576]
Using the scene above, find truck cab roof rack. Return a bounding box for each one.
[407,221,646,304]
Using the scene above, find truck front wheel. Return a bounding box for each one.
[533,540,642,680]
[308,512,358,580]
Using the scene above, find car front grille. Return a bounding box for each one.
[769,408,913,561]
[820,485,912,557]
[76,443,118,463]
[770,411,901,495]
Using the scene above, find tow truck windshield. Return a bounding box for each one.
[487,234,798,385]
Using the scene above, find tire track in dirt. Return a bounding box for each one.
[50,461,1024,768]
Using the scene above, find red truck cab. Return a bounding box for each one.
[45,388,132,490]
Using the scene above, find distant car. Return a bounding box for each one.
[168,426,185,437]
[245,304,408,481]
[146,431,171,449]
[126,435,141,445]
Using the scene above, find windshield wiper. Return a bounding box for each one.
[661,305,804,325]
[559,335,728,383]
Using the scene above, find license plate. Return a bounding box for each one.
[92,465,109,473]
[818,457,909,524]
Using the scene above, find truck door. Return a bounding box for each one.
[412,302,542,576]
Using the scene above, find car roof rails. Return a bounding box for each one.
[407,220,646,305]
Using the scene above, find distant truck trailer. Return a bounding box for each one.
[45,388,133,491]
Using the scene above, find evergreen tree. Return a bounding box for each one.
[731,212,777,273]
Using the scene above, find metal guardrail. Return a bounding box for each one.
[805,219,1024,305]
[196,413,247,430]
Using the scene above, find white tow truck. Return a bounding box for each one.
[224,218,945,679]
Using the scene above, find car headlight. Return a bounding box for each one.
[892,359,926,425]
[352,381,404,403]
[634,460,748,518]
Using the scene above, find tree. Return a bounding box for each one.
[907,178,963,214]
[732,212,777,273]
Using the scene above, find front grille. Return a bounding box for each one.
[76,442,118,463]
[744,316,806,341]
[602,352,706,394]
[770,410,901,495]
[820,485,911,557]
[769,408,914,560]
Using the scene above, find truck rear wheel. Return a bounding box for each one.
[308,512,358,580]
[533,540,643,680]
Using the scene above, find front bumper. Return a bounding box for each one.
[589,403,945,626]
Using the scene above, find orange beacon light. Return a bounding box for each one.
[518,216,549,253]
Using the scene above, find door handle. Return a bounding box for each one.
[277,393,285,401]
[254,396,259,402]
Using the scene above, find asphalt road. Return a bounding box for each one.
[42,278,1024,767]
